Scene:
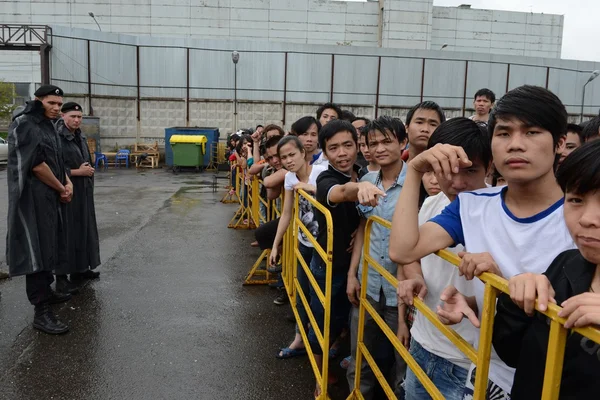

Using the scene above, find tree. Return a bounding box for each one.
[0,80,16,123]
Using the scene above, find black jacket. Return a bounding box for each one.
[492,249,600,399]
[6,100,68,276]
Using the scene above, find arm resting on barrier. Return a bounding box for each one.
[267,186,282,200]
[269,189,294,266]
[347,218,366,307]
[389,165,455,265]
[397,262,427,306]
[397,264,410,347]
[264,168,286,188]
[328,180,385,207]
[248,162,265,176]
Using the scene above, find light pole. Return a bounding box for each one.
[232,51,239,132]
[580,69,600,123]
[88,12,102,31]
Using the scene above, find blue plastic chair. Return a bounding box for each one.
[116,149,130,168]
[94,152,108,171]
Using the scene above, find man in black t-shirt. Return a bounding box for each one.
[307,120,385,396]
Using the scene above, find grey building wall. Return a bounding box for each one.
[47,26,600,150]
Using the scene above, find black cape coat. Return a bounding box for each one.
[55,119,101,274]
[6,100,68,276]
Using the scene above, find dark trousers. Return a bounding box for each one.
[26,271,54,305]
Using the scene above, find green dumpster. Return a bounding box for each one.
[170,135,207,172]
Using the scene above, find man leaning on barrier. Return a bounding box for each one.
[307,120,385,397]
[397,118,491,400]
[390,86,575,399]
[492,139,600,399]
[346,116,410,399]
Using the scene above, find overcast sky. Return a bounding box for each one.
[343,0,599,62]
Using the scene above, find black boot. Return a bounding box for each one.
[33,303,69,334]
[56,275,79,295]
[49,289,72,304]
[71,269,100,283]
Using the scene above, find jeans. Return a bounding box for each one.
[347,292,406,400]
[307,249,351,355]
[295,243,313,334]
[404,339,468,400]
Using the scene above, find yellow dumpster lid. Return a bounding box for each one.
[170,135,207,144]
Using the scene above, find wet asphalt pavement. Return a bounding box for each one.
[0,168,349,400]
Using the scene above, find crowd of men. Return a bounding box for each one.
[227,87,600,399]
[4,85,101,335]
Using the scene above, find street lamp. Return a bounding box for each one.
[580,69,600,123]
[232,51,239,132]
[440,43,448,50]
[88,12,102,31]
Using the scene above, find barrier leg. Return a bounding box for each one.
[243,249,278,285]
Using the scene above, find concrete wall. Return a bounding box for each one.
[1,0,562,57]
[432,6,563,58]
[46,26,600,151]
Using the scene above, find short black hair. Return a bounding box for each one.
[291,116,321,136]
[427,117,492,169]
[256,124,264,129]
[264,135,283,150]
[353,117,371,125]
[474,88,496,103]
[365,116,407,143]
[277,135,305,155]
[582,116,600,142]
[488,85,567,147]
[567,123,584,143]
[316,102,343,120]
[406,101,446,126]
[341,110,356,121]
[318,119,357,151]
[556,139,600,195]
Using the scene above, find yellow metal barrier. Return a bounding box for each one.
[282,189,334,400]
[349,215,600,400]
[228,168,258,229]
[243,182,283,286]
[220,164,239,204]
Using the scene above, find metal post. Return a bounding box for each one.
[330,54,335,103]
[420,58,426,102]
[545,67,550,89]
[282,52,288,126]
[580,84,587,123]
[234,62,238,132]
[375,56,381,118]
[136,46,140,122]
[186,47,190,126]
[505,64,511,93]
[39,43,51,85]
[462,60,469,117]
[87,39,94,116]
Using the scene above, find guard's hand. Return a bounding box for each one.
[346,275,361,307]
[410,144,472,181]
[80,163,95,177]
[436,285,480,327]
[458,251,502,281]
[509,273,556,316]
[397,276,428,307]
[356,181,386,207]
[559,293,600,329]
[60,184,73,203]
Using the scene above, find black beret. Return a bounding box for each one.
[34,85,64,97]
[61,102,83,113]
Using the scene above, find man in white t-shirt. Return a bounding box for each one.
[390,85,575,399]
[397,118,492,400]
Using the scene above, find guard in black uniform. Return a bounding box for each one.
[54,102,101,293]
[6,85,73,334]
